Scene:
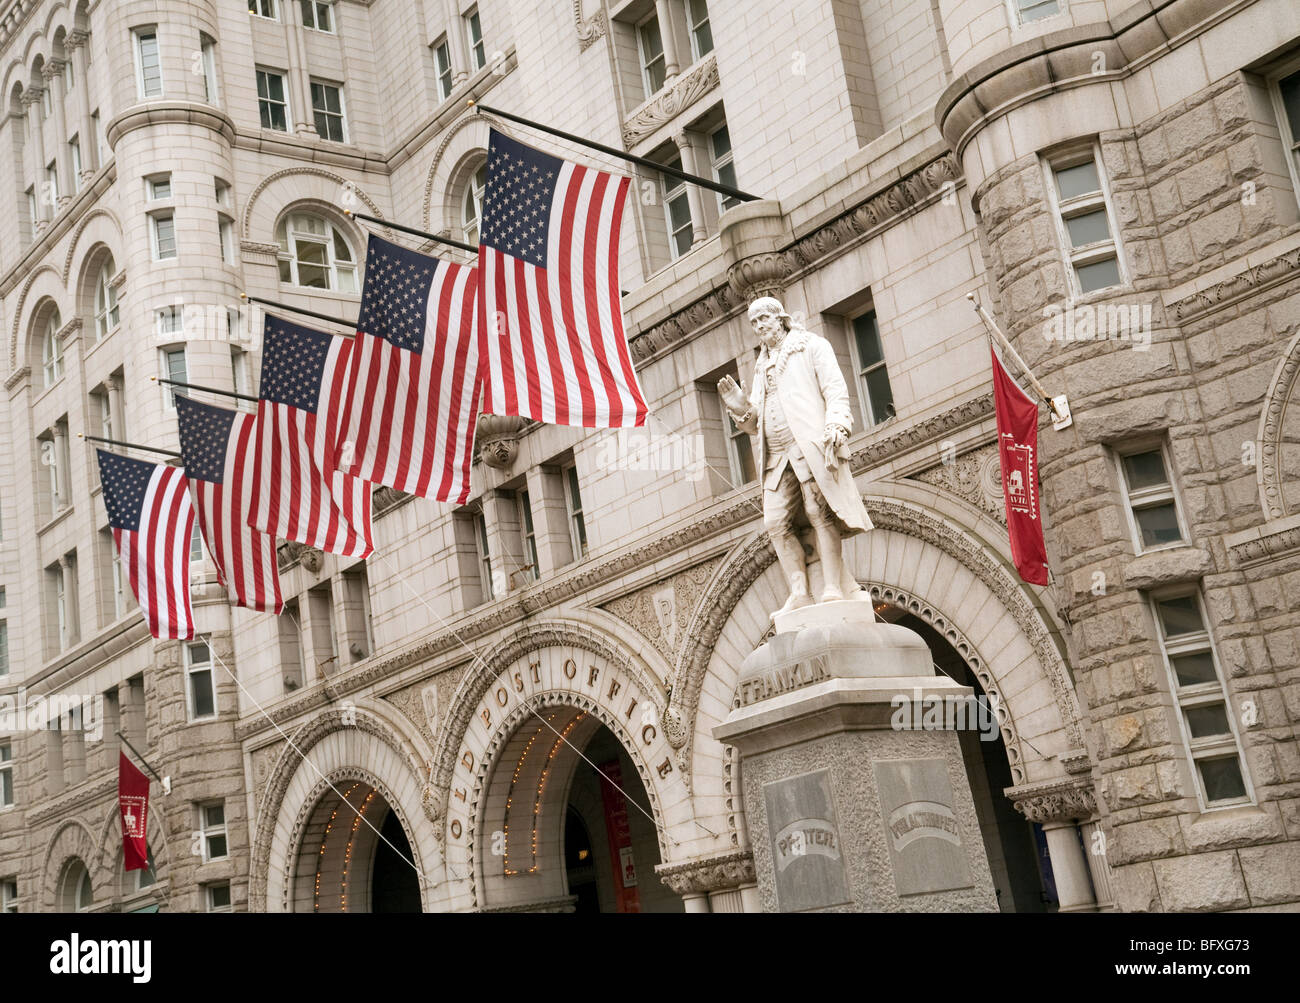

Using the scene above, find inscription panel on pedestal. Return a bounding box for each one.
[873,757,973,896]
[762,768,852,911]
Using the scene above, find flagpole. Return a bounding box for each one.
[116,731,170,794]
[343,208,478,254]
[152,376,257,404]
[78,433,182,460]
[240,293,357,332]
[470,100,762,204]
[967,293,1072,429]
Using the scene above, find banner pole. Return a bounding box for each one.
[343,208,478,254]
[967,293,1072,429]
[116,731,170,793]
[78,432,182,460]
[240,292,356,331]
[152,376,258,404]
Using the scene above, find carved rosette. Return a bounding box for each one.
[477,414,527,469]
[1008,777,1098,823]
[654,850,756,895]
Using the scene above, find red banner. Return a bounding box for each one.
[991,347,1049,586]
[597,758,640,913]
[118,751,150,872]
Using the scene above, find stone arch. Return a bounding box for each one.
[250,703,430,912]
[62,207,123,283]
[91,791,172,900]
[1257,323,1300,519]
[71,241,119,340]
[420,109,507,233]
[670,494,1085,858]
[40,819,97,912]
[10,265,62,369]
[240,166,383,240]
[24,292,64,383]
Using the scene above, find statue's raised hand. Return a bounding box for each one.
[718,374,747,414]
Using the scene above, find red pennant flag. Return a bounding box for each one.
[118,751,150,872]
[991,346,1049,586]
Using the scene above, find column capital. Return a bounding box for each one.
[42,60,65,81]
[57,552,73,570]
[1006,775,1098,823]
[105,372,122,393]
[20,88,41,107]
[654,849,755,896]
[66,29,90,50]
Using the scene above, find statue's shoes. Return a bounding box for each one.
[775,592,814,617]
[820,586,845,603]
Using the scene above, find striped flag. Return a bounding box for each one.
[175,394,284,613]
[477,128,648,428]
[336,234,481,503]
[247,315,374,558]
[97,450,195,639]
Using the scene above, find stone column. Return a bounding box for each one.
[44,61,71,206]
[672,129,707,246]
[22,90,47,226]
[51,422,67,509]
[714,602,998,911]
[106,372,125,442]
[286,6,314,136]
[1008,776,1101,913]
[58,552,79,645]
[655,850,756,912]
[445,0,471,83]
[67,29,95,174]
[654,0,681,80]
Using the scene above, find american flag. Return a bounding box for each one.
[96,449,196,640]
[336,234,481,503]
[477,128,648,428]
[175,394,284,613]
[247,315,374,558]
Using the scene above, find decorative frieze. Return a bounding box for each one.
[655,850,756,895]
[908,442,1004,524]
[621,55,719,147]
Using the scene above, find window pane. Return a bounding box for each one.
[1,770,11,805]
[191,669,215,718]
[1134,502,1181,548]
[1064,209,1111,247]
[207,833,228,859]
[854,314,883,367]
[567,466,583,512]
[710,125,731,160]
[1019,0,1060,23]
[1169,651,1216,688]
[188,639,210,663]
[1199,756,1246,803]
[1185,703,1231,739]
[1156,596,1204,637]
[865,367,894,424]
[1278,70,1300,140]
[209,884,231,908]
[1122,450,1168,491]
[204,803,225,827]
[1054,160,1100,200]
[1076,256,1121,292]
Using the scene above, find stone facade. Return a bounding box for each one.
[0,0,1296,913]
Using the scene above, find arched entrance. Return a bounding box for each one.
[474,705,681,912]
[290,782,421,913]
[880,606,1054,912]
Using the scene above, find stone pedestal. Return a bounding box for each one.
[713,601,998,912]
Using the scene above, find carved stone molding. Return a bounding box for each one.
[1226,516,1300,567]
[573,0,607,51]
[476,414,527,469]
[600,553,725,668]
[60,206,125,284]
[655,849,755,895]
[622,55,719,147]
[1007,776,1098,823]
[240,166,383,239]
[726,251,795,302]
[850,393,993,476]
[1258,321,1300,520]
[1170,243,1300,324]
[909,441,1004,524]
[300,547,325,576]
[630,284,742,363]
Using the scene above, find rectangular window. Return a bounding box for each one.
[45,161,59,206]
[200,35,219,103]
[308,582,338,675]
[725,408,756,486]
[0,620,7,677]
[190,521,204,564]
[563,463,588,560]
[150,212,176,260]
[309,80,346,142]
[0,742,12,808]
[341,564,372,662]
[638,14,667,96]
[256,68,290,131]
[160,341,186,409]
[465,7,486,70]
[147,174,172,200]
[474,508,494,600]
[1011,0,1062,25]
[185,638,216,720]
[433,39,453,101]
[1043,146,1125,295]
[1150,591,1251,809]
[1,877,15,912]
[26,186,36,227]
[248,0,278,19]
[279,598,305,691]
[517,489,539,582]
[206,882,233,912]
[1116,444,1186,552]
[849,311,895,426]
[230,345,247,396]
[215,179,231,208]
[200,802,228,860]
[710,124,739,212]
[69,138,82,192]
[688,0,713,60]
[300,0,334,32]
[662,158,692,258]
[90,110,103,166]
[134,29,162,99]
[64,58,74,90]
[215,215,234,265]
[1271,65,1300,206]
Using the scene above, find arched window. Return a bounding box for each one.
[461,163,486,245]
[276,213,357,293]
[94,261,119,340]
[60,859,92,913]
[42,309,63,388]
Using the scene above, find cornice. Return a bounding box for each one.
[1006,775,1099,823]
[0,1,39,61]
[654,849,755,894]
[1167,241,1300,323]
[1225,514,1300,568]
[105,102,237,149]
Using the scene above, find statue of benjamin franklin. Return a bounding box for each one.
[719,297,874,616]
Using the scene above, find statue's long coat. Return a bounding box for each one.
[739,328,874,536]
